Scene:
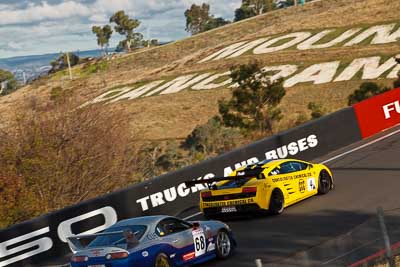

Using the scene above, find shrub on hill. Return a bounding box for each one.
[348,82,391,106]
[135,140,190,178]
[219,61,286,134]
[182,117,243,156]
[0,98,139,225]
[308,102,327,119]
[0,68,17,96]
[49,52,79,74]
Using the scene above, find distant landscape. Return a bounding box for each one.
[0,49,112,83]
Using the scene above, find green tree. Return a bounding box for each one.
[185,3,211,35]
[184,3,230,35]
[49,52,79,73]
[203,17,230,32]
[234,0,275,22]
[110,10,142,52]
[92,25,113,55]
[348,82,390,106]
[0,69,17,96]
[219,61,286,133]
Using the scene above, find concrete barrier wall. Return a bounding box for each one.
[0,106,364,267]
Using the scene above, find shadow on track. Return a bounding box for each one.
[201,209,386,267]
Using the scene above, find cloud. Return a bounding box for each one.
[0,1,91,25]
[0,0,242,58]
[7,41,23,50]
[88,13,108,23]
[0,4,10,11]
[0,0,241,26]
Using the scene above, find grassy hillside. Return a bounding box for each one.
[1,0,400,140]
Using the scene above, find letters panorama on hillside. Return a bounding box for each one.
[84,22,400,106]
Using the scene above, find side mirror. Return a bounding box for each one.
[309,164,313,169]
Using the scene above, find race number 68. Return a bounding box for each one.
[192,230,206,257]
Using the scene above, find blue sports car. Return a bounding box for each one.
[67,215,236,267]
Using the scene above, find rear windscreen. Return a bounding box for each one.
[218,168,265,189]
[69,225,147,250]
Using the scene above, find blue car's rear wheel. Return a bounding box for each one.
[154,253,170,267]
[216,230,232,259]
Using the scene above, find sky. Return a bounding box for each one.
[0,0,242,59]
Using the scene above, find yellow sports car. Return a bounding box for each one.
[186,159,333,218]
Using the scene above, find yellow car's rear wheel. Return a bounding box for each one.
[269,189,284,215]
[318,170,332,194]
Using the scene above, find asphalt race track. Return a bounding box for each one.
[194,126,400,267]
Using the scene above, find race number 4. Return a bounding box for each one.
[192,229,206,257]
[307,178,316,191]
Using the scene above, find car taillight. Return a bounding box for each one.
[201,191,212,198]
[71,255,88,262]
[242,187,257,193]
[106,252,129,260]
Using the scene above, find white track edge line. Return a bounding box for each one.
[320,128,400,164]
[183,128,400,220]
[183,211,203,220]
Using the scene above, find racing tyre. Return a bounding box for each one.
[318,170,332,195]
[215,230,233,259]
[269,189,284,215]
[154,253,171,267]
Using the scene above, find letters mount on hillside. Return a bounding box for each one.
[84,22,400,106]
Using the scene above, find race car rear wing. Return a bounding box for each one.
[184,167,265,188]
[67,230,139,252]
